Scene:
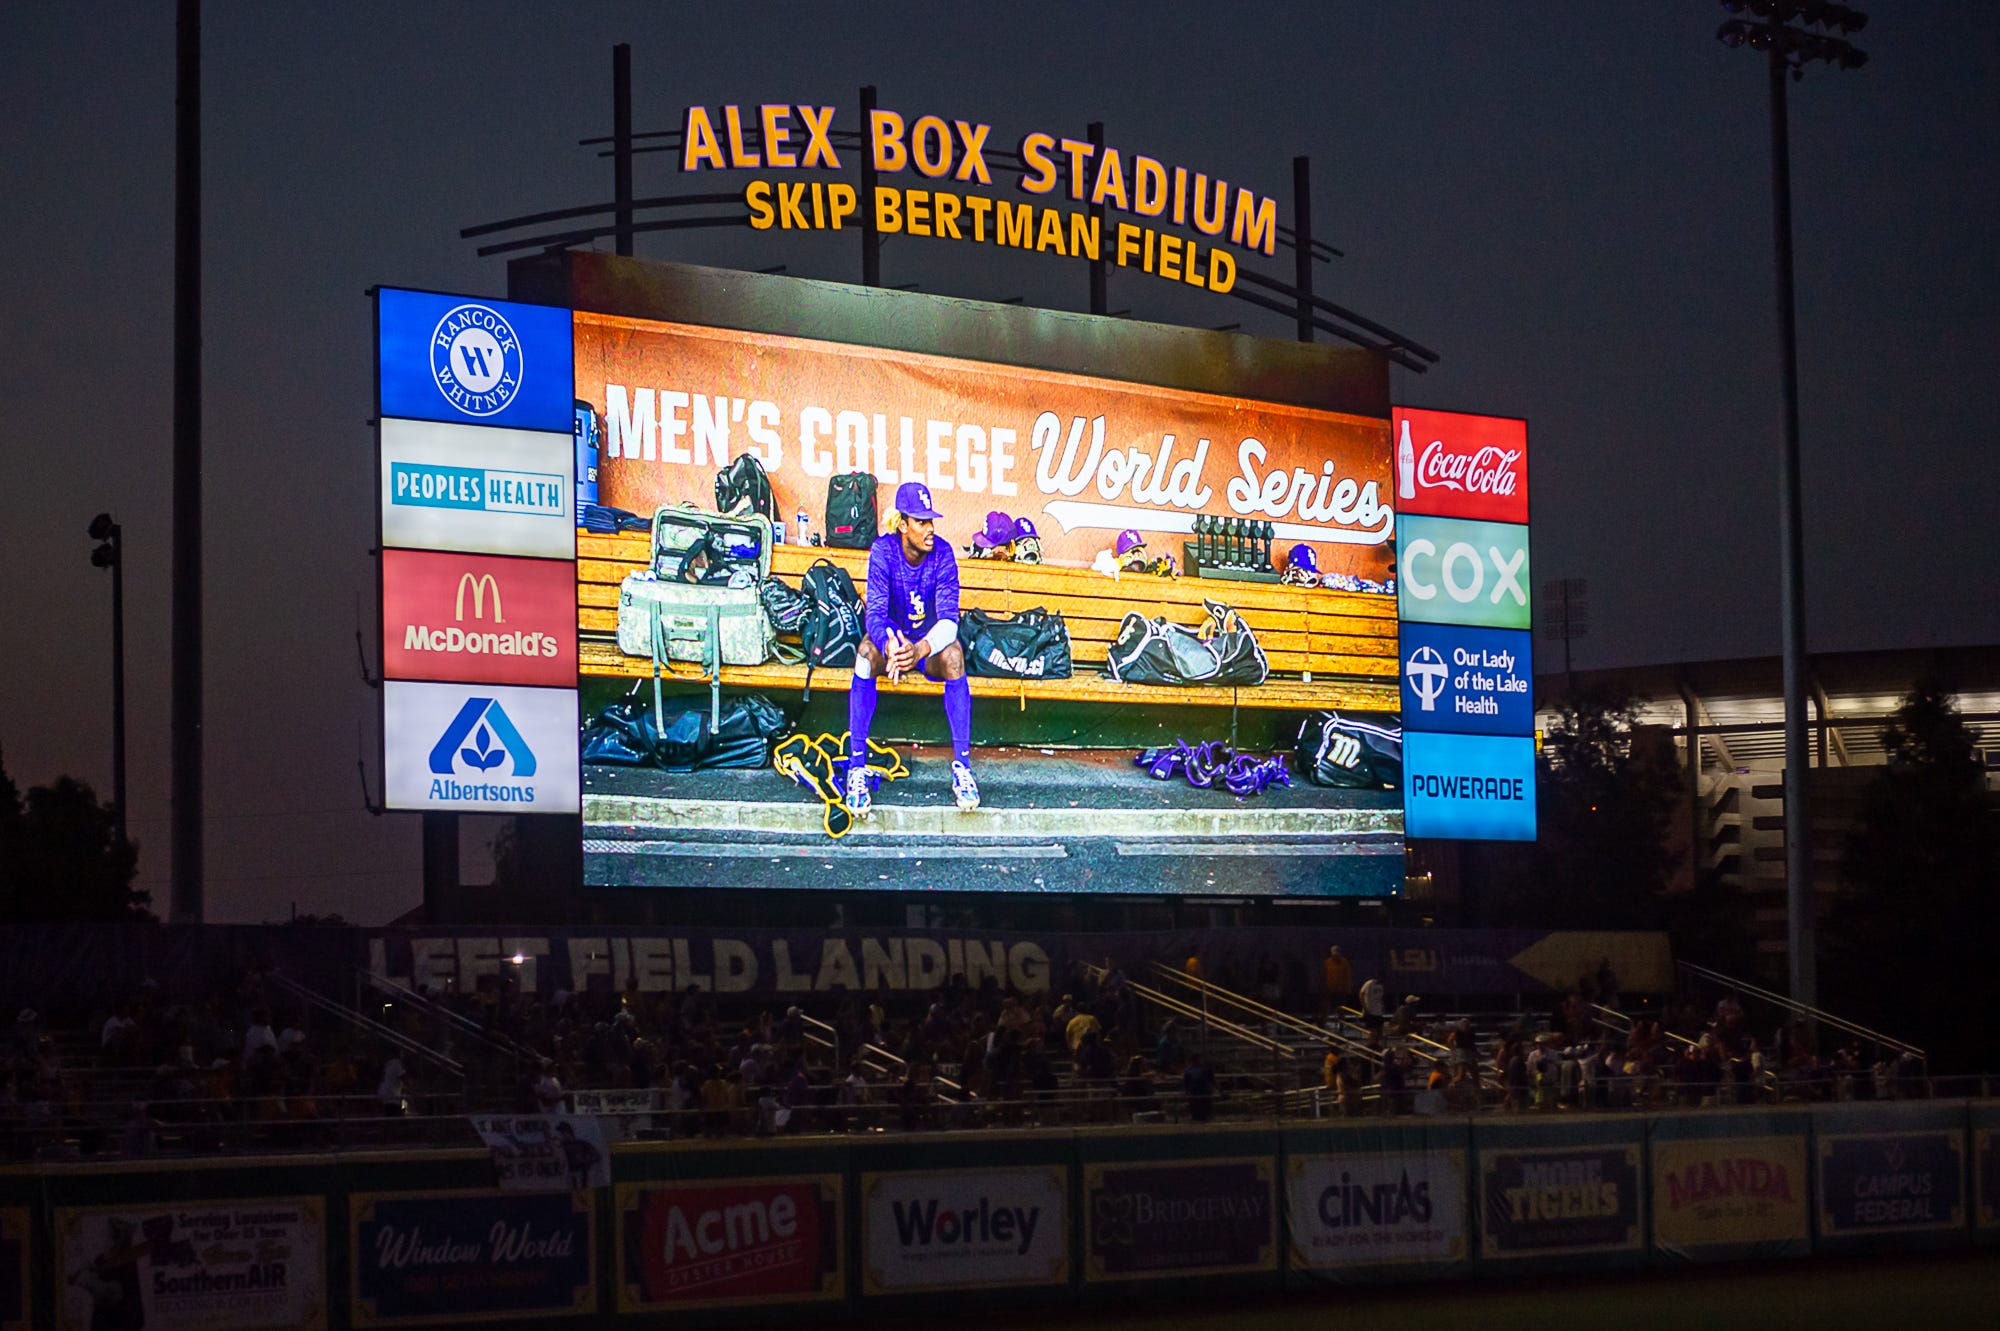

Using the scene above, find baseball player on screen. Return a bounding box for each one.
[847,481,979,815]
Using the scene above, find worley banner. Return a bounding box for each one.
[617,1177,843,1312]
[56,1199,326,1331]
[1082,1159,1275,1282]
[1286,1151,1467,1272]
[575,310,1393,581]
[861,1167,1069,1294]
[1651,1135,1810,1260]
[1817,1131,1966,1237]
[351,1190,593,1326]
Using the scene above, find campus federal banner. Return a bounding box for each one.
[1479,1143,1644,1261]
[861,1167,1069,1294]
[1082,1158,1275,1282]
[1817,1130,1966,1239]
[0,1208,25,1331]
[56,1198,326,1331]
[617,1177,843,1312]
[1286,1149,1468,1274]
[1649,1126,1810,1262]
[471,1115,612,1191]
[351,1190,594,1326]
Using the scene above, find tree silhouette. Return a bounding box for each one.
[0,749,149,922]
[1823,681,1997,1073]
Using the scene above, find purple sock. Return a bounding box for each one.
[848,676,878,766]
[944,676,972,765]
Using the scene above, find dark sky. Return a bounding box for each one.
[3,3,1995,923]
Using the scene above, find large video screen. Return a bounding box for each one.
[377,271,1431,896]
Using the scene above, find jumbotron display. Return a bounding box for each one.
[373,265,1533,896]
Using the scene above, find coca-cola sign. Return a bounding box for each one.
[1393,408,1529,525]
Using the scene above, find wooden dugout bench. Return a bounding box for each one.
[576,532,1399,712]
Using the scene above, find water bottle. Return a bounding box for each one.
[773,517,786,545]
[796,505,811,547]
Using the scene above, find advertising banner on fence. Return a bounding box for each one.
[56,1198,326,1331]
[1286,1151,1467,1271]
[1817,1131,1965,1237]
[0,1208,25,1331]
[575,311,1394,580]
[862,1167,1068,1294]
[1082,1158,1274,1282]
[618,1177,843,1311]
[471,1115,612,1191]
[1979,1129,1999,1231]
[351,1190,593,1326]
[1651,1136,1809,1258]
[1480,1145,1643,1259]
[381,549,578,688]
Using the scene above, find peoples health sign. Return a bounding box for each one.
[1394,407,1536,841]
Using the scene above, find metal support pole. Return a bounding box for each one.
[1769,45,1817,1011]
[612,44,633,257]
[1292,156,1313,342]
[111,531,127,853]
[859,86,881,287]
[171,0,204,922]
[1087,122,1107,315]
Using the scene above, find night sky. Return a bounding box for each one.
[2,3,1994,923]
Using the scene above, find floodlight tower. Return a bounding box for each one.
[1715,1,1867,1010]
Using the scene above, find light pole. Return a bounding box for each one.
[89,513,127,853]
[1716,1,1867,1010]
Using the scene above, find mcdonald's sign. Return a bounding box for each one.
[382,549,577,687]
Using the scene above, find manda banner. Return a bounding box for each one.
[1286,1151,1467,1272]
[861,1168,1069,1294]
[1650,1135,1810,1260]
[1479,1145,1643,1259]
[351,1190,594,1326]
[1817,1131,1966,1237]
[1083,1158,1275,1282]
[57,1199,326,1331]
[618,1177,843,1311]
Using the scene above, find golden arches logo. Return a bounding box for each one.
[454,572,504,623]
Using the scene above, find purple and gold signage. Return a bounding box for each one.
[1083,1158,1275,1282]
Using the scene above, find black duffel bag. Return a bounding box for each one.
[1102,599,1268,686]
[957,606,1073,679]
[581,693,790,771]
[1293,711,1403,789]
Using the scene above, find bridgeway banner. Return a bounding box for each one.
[1650,1135,1809,1259]
[1083,1158,1275,1282]
[56,1198,326,1331]
[1479,1145,1643,1259]
[617,1177,843,1311]
[1817,1131,1965,1237]
[351,1190,593,1326]
[861,1167,1069,1294]
[1286,1151,1467,1271]
[471,1115,612,1191]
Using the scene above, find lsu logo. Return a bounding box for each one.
[428,697,537,777]
[431,303,524,416]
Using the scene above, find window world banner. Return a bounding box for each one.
[350,1190,594,1326]
[1082,1158,1275,1282]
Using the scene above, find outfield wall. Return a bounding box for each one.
[7,1101,1997,1330]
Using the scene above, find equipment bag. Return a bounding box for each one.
[825,472,879,549]
[1293,711,1403,789]
[957,606,1073,679]
[1102,599,1269,686]
[581,692,790,772]
[714,452,776,522]
[615,504,775,667]
[797,558,864,700]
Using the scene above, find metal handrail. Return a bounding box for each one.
[270,974,465,1079]
[1588,1002,1701,1053]
[360,971,538,1066]
[857,1043,965,1103]
[1142,962,1379,1066]
[1675,960,1926,1061]
[799,1012,840,1069]
[1084,964,1304,1062]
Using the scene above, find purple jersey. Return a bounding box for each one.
[865,532,960,652]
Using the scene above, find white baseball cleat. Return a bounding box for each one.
[951,761,981,812]
[845,766,873,819]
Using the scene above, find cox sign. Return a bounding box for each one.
[1396,515,1531,631]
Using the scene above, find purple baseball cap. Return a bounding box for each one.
[895,480,943,521]
[1115,528,1146,557]
[972,511,1015,549]
[1011,515,1038,541]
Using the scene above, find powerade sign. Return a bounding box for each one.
[1396,514,1530,631]
[383,681,580,812]
[377,287,575,432]
[1400,623,1532,736]
[1403,732,1536,841]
